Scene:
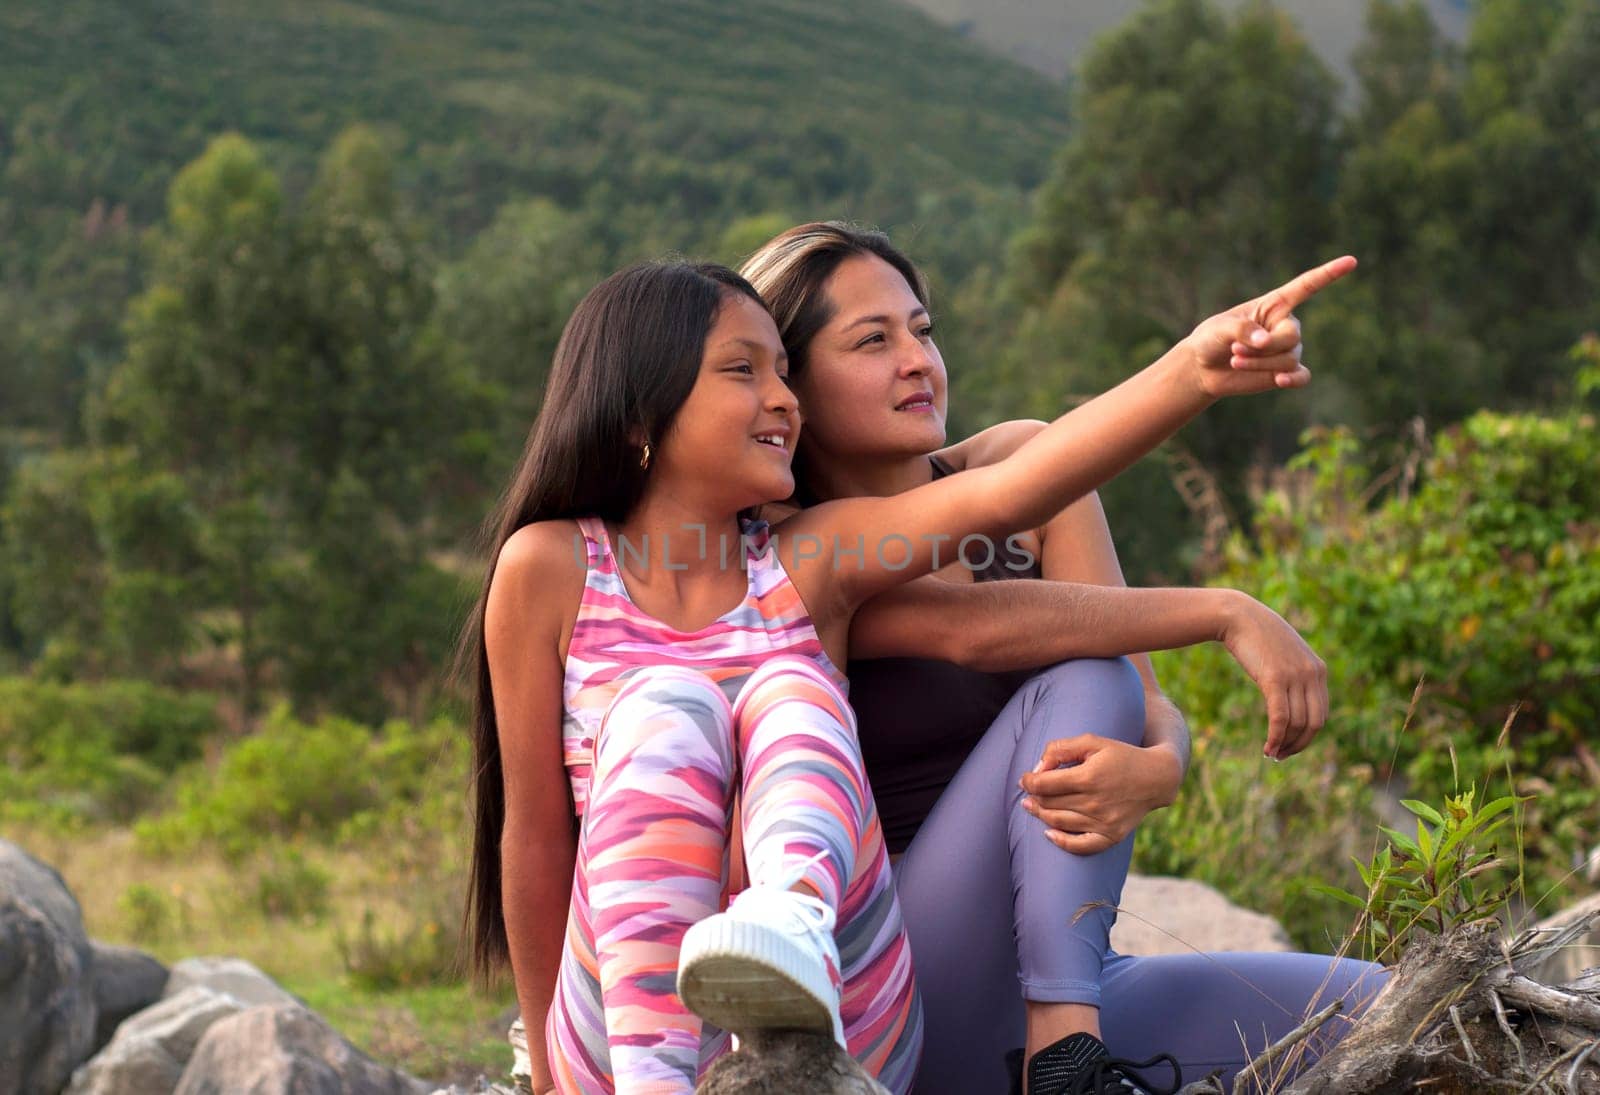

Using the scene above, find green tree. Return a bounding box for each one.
[285,125,455,529]
[95,129,480,719]
[987,0,1341,574]
[1308,91,1486,426]
[2,450,105,673]
[98,133,291,713]
[1313,0,1599,430]
[429,197,609,474]
[88,455,207,678]
[1349,0,1459,141]
[0,447,201,680]
[259,127,480,720]
[1462,0,1572,121]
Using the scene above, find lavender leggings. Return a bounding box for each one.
[892,658,1386,1094]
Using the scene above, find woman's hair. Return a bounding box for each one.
[738,221,928,382]
[459,259,764,980]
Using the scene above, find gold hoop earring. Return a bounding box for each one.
[639,442,651,470]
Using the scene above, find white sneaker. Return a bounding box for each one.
[677,851,846,1047]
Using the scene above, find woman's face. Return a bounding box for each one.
[655,292,800,511]
[792,253,947,465]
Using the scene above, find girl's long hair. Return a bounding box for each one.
[459,260,764,980]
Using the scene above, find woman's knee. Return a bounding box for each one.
[1019,657,1146,748]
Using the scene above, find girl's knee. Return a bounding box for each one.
[607,665,735,727]
[596,666,736,770]
[741,654,838,691]
[733,655,851,724]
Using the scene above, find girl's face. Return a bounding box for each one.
[792,253,947,465]
[655,292,800,511]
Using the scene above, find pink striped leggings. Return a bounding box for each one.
[544,657,923,1094]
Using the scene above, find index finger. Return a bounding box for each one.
[1022,765,1093,795]
[1260,255,1357,323]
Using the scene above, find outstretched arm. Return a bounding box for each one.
[785,257,1358,612]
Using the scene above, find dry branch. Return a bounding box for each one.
[1280,913,1600,1095]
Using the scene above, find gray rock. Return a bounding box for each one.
[1109,874,1293,956]
[162,956,299,1009]
[88,941,169,1051]
[66,986,245,1095]
[0,839,99,1095]
[695,1030,890,1094]
[174,1003,431,1095]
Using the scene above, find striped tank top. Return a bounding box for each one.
[561,514,847,816]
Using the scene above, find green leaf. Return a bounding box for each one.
[1477,795,1521,824]
[1401,799,1445,826]
[1380,827,1420,858]
[1310,883,1370,910]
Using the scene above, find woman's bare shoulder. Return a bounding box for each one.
[935,418,1049,471]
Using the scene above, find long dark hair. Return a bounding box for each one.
[459,260,764,980]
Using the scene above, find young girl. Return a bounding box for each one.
[463,255,1352,1094]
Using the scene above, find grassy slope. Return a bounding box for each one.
[19,821,514,1084]
[0,0,1069,260]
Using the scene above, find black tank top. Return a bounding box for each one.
[846,455,1042,853]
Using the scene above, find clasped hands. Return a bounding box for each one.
[1018,592,1328,855]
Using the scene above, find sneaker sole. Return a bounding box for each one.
[677,917,843,1045]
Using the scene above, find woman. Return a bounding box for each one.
[738,222,1384,1095]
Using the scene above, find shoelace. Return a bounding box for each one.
[731,849,836,936]
[1065,1052,1182,1095]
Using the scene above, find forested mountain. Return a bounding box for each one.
[0,0,1068,440]
[1,0,1066,243]
[2,0,1595,696]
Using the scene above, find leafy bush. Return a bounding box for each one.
[1317,786,1523,964]
[118,881,179,944]
[335,902,461,992]
[1140,394,1599,944]
[255,849,334,921]
[0,677,219,825]
[136,706,465,860]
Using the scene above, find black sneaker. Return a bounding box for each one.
[1016,1032,1182,1095]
